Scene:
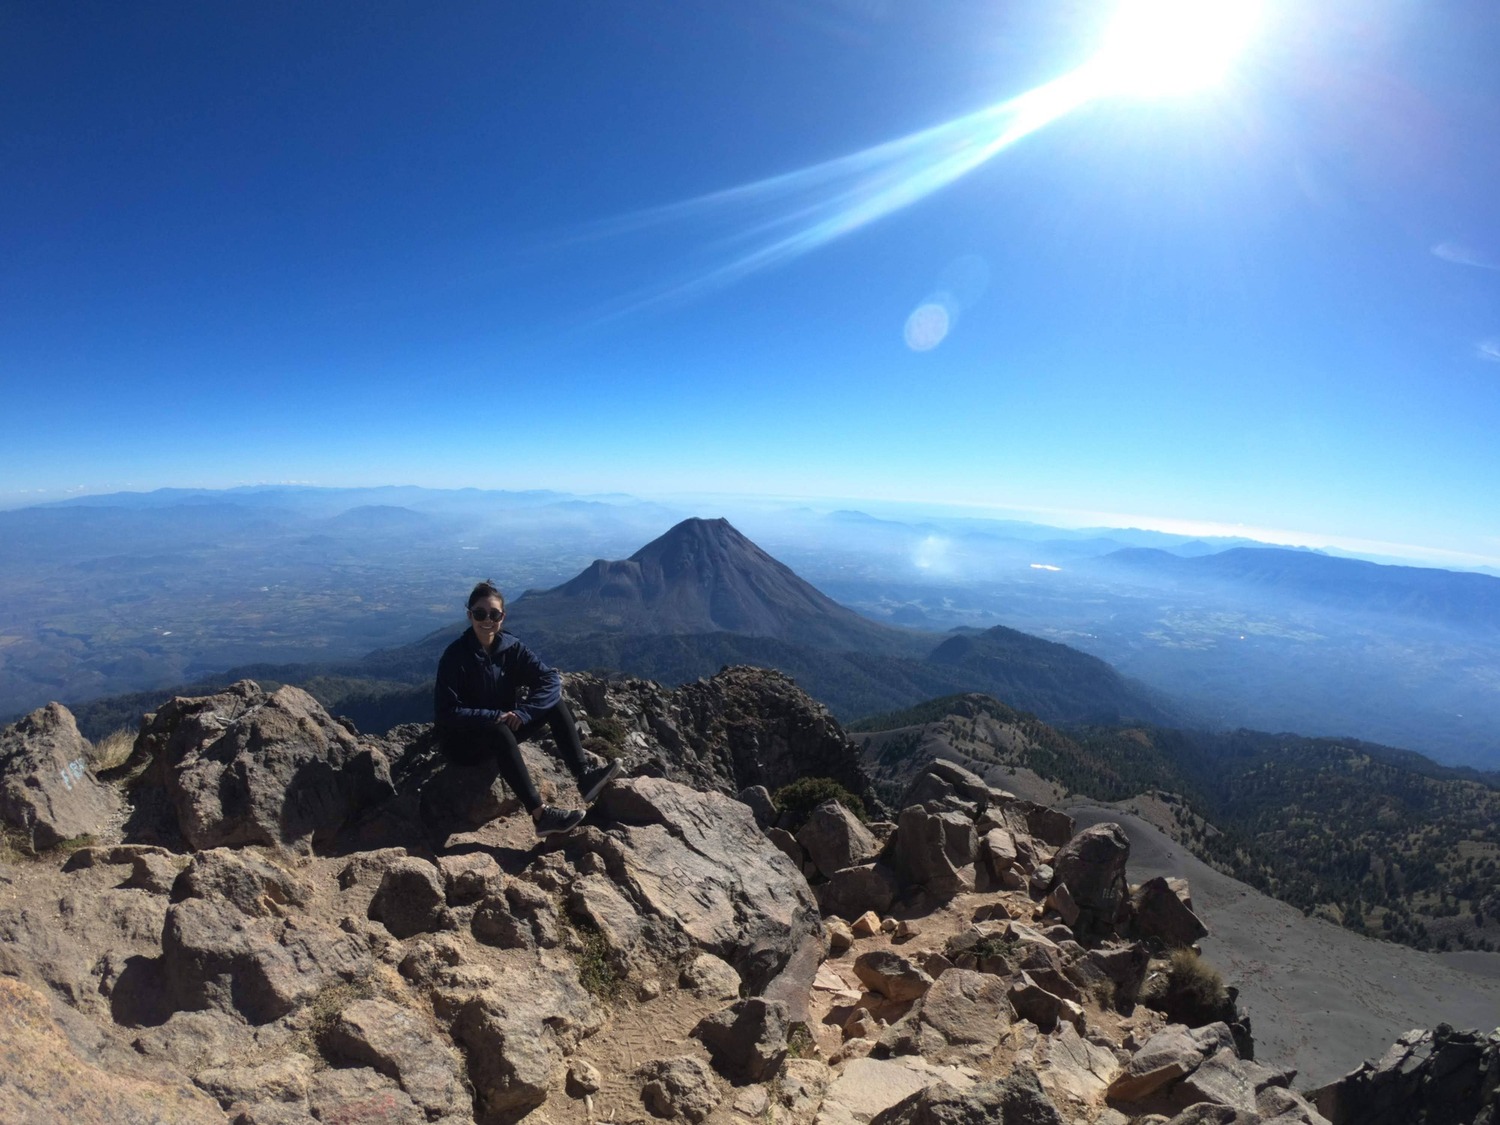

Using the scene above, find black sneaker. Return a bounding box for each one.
[532,806,585,838]
[578,760,623,805]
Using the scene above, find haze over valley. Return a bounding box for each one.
[6,485,1498,773]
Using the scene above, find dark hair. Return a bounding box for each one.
[467,580,505,611]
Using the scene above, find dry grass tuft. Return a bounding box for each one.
[88,728,137,772]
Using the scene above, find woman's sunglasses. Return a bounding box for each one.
[469,608,503,622]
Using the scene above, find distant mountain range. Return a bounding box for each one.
[71,517,1176,736]
[1091,546,1500,633]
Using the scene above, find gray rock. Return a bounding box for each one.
[307,1066,425,1125]
[1007,971,1084,1035]
[640,1056,721,1123]
[981,828,1018,876]
[1109,1023,1231,1102]
[567,1058,602,1096]
[569,872,646,961]
[854,949,934,1003]
[1171,1047,1260,1115]
[1132,876,1210,948]
[767,826,804,867]
[193,1055,314,1109]
[692,996,790,1083]
[866,1066,1066,1125]
[137,681,394,852]
[1068,941,1150,1008]
[680,952,743,1000]
[1313,1024,1500,1125]
[1049,823,1130,936]
[0,703,120,849]
[174,848,312,918]
[899,968,1013,1062]
[324,998,467,1119]
[161,897,371,1025]
[893,806,968,900]
[368,858,450,939]
[738,785,777,829]
[827,918,854,954]
[449,958,603,1121]
[817,862,900,920]
[587,777,823,993]
[798,800,881,878]
[436,852,504,905]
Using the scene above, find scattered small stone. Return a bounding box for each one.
[851,911,882,938]
[827,918,854,954]
[638,976,662,1001]
[567,1058,602,1097]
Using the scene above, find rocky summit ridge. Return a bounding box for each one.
[0,670,1496,1125]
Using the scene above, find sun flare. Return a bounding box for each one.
[1086,0,1263,98]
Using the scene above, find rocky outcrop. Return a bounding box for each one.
[0,702,120,848]
[0,671,1480,1125]
[1132,875,1210,948]
[1049,822,1131,937]
[799,799,881,878]
[576,775,824,994]
[565,668,876,808]
[138,680,395,851]
[1313,1025,1500,1125]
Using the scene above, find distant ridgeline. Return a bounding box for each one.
[853,693,1500,956]
[71,517,1177,738]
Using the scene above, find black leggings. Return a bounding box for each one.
[439,701,588,813]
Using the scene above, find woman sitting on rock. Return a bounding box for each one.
[434,580,620,838]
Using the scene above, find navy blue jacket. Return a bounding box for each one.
[433,629,562,731]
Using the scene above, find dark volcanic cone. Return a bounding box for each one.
[508,517,906,651]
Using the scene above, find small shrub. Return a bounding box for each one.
[582,715,628,761]
[786,1024,815,1059]
[1155,949,1233,1026]
[771,777,868,832]
[573,921,623,1001]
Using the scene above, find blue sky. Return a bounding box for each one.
[3,1,1498,564]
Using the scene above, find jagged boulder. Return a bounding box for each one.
[171,848,313,917]
[1049,822,1130,936]
[1132,876,1210,948]
[369,857,451,939]
[876,968,1014,1062]
[0,702,120,848]
[1313,1024,1500,1125]
[160,895,372,1025]
[447,959,604,1121]
[692,996,790,1083]
[816,862,900,919]
[639,1056,721,1122]
[897,759,994,817]
[893,805,971,899]
[322,998,468,1120]
[866,1067,1067,1125]
[798,799,881,878]
[577,776,823,994]
[565,668,875,807]
[138,680,395,851]
[1108,1022,1238,1102]
[855,949,935,1003]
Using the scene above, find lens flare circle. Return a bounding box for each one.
[904,303,951,351]
[1089,0,1261,98]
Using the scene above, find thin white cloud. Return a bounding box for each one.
[1479,339,1500,363]
[1432,241,1499,270]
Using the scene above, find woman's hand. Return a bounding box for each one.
[496,712,523,731]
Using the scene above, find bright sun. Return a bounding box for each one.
[1085,0,1263,98]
